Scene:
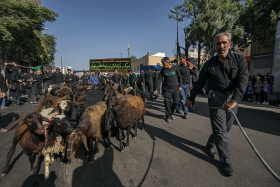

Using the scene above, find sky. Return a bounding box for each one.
[42,0,190,71]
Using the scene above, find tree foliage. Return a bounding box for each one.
[171,0,245,58]
[239,0,280,48]
[0,0,58,66]
[131,55,138,63]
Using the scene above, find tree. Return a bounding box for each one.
[0,0,58,67]
[41,33,57,66]
[171,0,245,68]
[239,0,280,48]
[131,55,138,63]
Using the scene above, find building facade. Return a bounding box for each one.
[131,52,175,73]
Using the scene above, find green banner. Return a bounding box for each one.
[90,58,131,72]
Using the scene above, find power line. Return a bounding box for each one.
[159,34,185,52]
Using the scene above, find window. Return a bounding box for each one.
[145,62,148,65]
[137,65,139,70]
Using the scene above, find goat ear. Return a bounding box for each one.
[7,118,26,131]
[49,105,59,115]
[42,117,51,123]
[81,135,89,151]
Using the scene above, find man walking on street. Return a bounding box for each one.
[52,67,64,90]
[145,67,154,100]
[43,69,52,93]
[154,57,182,123]
[112,70,121,86]
[66,68,74,85]
[177,54,195,119]
[185,32,248,176]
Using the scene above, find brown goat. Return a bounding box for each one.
[104,96,146,152]
[1,113,50,186]
[66,101,108,164]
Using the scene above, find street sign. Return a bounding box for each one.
[89,58,131,72]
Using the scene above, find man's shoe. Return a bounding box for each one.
[176,110,183,114]
[183,113,188,119]
[206,146,217,158]
[222,163,234,176]
[166,118,171,123]
[171,115,175,120]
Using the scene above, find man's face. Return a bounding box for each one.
[73,73,76,76]
[180,57,186,64]
[30,70,33,74]
[56,69,60,73]
[214,35,232,58]
[68,70,71,74]
[115,71,117,74]
[162,61,169,68]
[46,69,49,73]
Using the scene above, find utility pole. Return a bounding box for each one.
[127,43,130,58]
[176,13,179,64]
[61,56,64,73]
[184,28,188,61]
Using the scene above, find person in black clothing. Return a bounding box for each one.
[189,69,200,112]
[176,54,195,118]
[10,65,22,107]
[105,74,112,86]
[154,57,182,123]
[43,69,52,93]
[112,70,121,86]
[145,67,154,100]
[66,69,74,85]
[122,73,128,86]
[185,32,248,176]
[36,71,43,96]
[99,73,106,85]
[0,72,7,109]
[52,67,64,89]
[72,72,79,86]
[128,71,137,88]
[81,72,89,86]
[24,69,38,103]
[153,69,159,99]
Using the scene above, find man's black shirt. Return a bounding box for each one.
[156,65,182,91]
[43,73,53,85]
[178,63,195,84]
[112,74,121,84]
[145,69,153,82]
[189,53,248,102]
[66,74,74,84]
[52,72,64,84]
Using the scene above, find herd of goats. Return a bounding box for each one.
[1,83,147,186]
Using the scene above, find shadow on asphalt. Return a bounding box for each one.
[1,113,20,128]
[71,144,123,187]
[4,151,23,175]
[22,171,57,187]
[187,100,280,137]
[137,121,225,176]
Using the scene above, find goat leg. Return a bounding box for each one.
[106,130,112,150]
[141,115,145,131]
[44,154,50,181]
[94,137,100,154]
[1,133,18,177]
[119,129,124,152]
[125,126,132,148]
[32,152,42,187]
[133,122,137,139]
[85,138,91,159]
[88,138,94,163]
[27,155,35,173]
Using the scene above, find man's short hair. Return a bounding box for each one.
[147,67,151,70]
[214,32,232,43]
[161,57,170,63]
[180,54,187,59]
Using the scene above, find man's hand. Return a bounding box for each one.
[154,90,158,95]
[190,85,193,89]
[222,101,237,112]
[1,93,6,98]
[179,87,182,92]
[63,82,65,85]
[18,80,22,82]
[185,99,193,108]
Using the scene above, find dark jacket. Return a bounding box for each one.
[66,74,74,84]
[178,63,195,84]
[43,73,53,85]
[145,69,153,82]
[52,72,64,84]
[0,73,6,93]
[112,74,121,84]
[9,66,21,97]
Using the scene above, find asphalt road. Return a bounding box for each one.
[0,94,279,187]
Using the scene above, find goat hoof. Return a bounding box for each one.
[106,146,111,150]
[1,172,7,177]
[67,162,72,166]
[133,137,137,139]
[45,176,49,181]
[60,162,67,166]
[142,128,145,131]
[88,159,94,163]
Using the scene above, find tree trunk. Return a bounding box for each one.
[198,42,201,70]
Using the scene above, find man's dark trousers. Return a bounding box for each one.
[145,81,153,99]
[163,88,179,119]
[206,92,238,164]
